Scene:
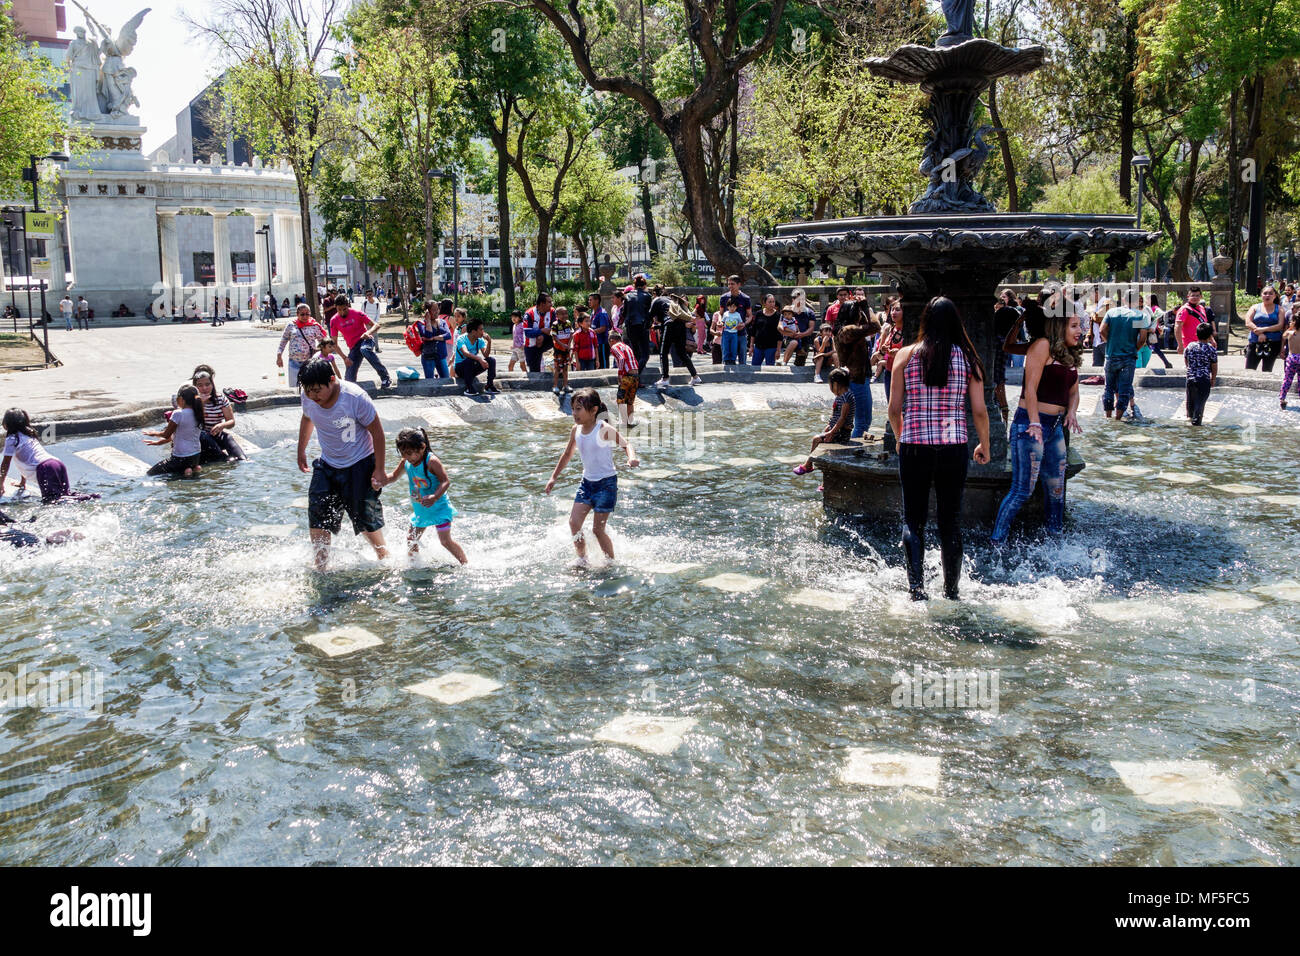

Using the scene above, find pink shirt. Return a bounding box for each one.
[330,308,371,350]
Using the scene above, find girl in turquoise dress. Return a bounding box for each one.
[387,427,468,564]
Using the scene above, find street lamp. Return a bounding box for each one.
[2,212,18,329]
[339,195,386,294]
[19,151,68,365]
[255,223,271,316]
[1131,154,1151,284]
[426,167,458,305]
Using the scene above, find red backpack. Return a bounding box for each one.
[404,322,424,356]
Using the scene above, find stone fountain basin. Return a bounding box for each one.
[811,438,1084,525]
[765,213,1159,275]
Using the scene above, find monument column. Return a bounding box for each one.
[211,210,233,288]
[157,210,181,288]
[288,213,305,287]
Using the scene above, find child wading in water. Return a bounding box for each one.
[143,385,205,476]
[551,308,573,394]
[609,331,640,427]
[793,368,854,476]
[1281,312,1300,408]
[1,409,100,502]
[388,427,468,563]
[544,387,639,565]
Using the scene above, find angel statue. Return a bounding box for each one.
[69,3,150,121]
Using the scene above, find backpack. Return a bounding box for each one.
[223,388,247,405]
[404,322,424,356]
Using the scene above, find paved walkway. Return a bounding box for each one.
[0,319,1280,426]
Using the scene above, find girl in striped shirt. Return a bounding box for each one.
[191,365,247,463]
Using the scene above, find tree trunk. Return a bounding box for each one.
[1227,84,1241,286]
[670,114,772,282]
[574,231,591,288]
[422,175,437,303]
[1170,139,1203,281]
[1118,15,1137,204]
[496,147,514,312]
[987,80,1018,211]
[724,88,739,244]
[534,220,550,296]
[640,180,658,257]
[295,177,319,315]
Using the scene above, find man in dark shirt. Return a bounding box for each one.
[622,274,653,383]
[719,274,752,363]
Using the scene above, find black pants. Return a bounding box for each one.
[898,442,968,591]
[524,345,544,372]
[456,356,496,391]
[1185,378,1212,425]
[1148,343,1173,368]
[199,429,247,464]
[1245,340,1280,372]
[625,324,651,381]
[659,326,697,378]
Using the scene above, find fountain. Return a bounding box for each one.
[759,6,1160,522]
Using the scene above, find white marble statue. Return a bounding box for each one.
[69,3,150,122]
[67,25,103,121]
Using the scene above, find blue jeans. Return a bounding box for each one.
[751,347,776,366]
[736,332,749,362]
[346,339,391,386]
[421,354,448,379]
[1102,355,1136,414]
[721,330,739,363]
[848,380,872,438]
[575,474,618,513]
[991,408,1067,541]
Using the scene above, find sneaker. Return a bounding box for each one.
[463,388,477,396]
[563,386,572,394]
[380,380,394,389]
[690,376,703,385]
[813,375,824,383]
[654,378,669,388]
[485,385,500,393]
[792,464,813,476]
[553,387,561,394]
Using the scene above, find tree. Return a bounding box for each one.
[188,0,348,315]
[551,148,635,287]
[339,0,466,295]
[522,0,798,282]
[0,4,79,205]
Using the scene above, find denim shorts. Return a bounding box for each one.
[574,474,617,513]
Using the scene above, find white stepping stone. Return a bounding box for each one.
[246,524,296,537]
[595,712,696,756]
[404,672,502,704]
[75,446,149,476]
[1104,465,1151,477]
[1110,760,1242,807]
[1116,434,1152,444]
[992,599,1079,632]
[679,462,719,472]
[731,394,769,411]
[1185,591,1264,612]
[1214,483,1267,495]
[303,626,384,658]
[635,468,676,479]
[291,496,309,509]
[473,450,507,459]
[1251,582,1300,603]
[776,454,809,465]
[778,427,805,434]
[519,397,567,420]
[1090,601,1152,624]
[1208,443,1250,452]
[700,430,733,438]
[841,749,941,791]
[699,573,766,593]
[1261,495,1300,506]
[1155,471,1205,485]
[642,561,699,575]
[1200,401,1222,423]
[420,406,466,428]
[722,457,764,467]
[789,587,855,612]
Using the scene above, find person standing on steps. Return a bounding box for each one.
[1244,286,1286,373]
[1098,288,1145,422]
[331,294,392,389]
[654,293,703,387]
[719,274,752,366]
[622,275,653,384]
[59,294,73,331]
[887,296,990,602]
[522,293,554,374]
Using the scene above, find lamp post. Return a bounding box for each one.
[426,168,458,306]
[255,223,272,317]
[2,212,17,329]
[20,151,68,365]
[1131,154,1151,285]
[339,195,386,294]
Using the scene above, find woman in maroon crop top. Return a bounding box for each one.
[991,306,1084,542]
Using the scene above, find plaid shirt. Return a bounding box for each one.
[900,346,969,445]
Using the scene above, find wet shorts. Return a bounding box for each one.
[510,347,526,364]
[308,453,385,535]
[574,474,617,513]
[617,373,639,404]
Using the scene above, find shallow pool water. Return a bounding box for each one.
[1,384,1297,865]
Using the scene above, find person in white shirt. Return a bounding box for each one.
[59,295,73,331]
[362,291,382,325]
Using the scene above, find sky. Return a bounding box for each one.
[61,1,218,153]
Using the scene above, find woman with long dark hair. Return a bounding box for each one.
[836,303,881,438]
[887,296,990,601]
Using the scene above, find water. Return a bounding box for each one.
[1,384,1297,865]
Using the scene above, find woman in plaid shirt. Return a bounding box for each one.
[887,296,990,602]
